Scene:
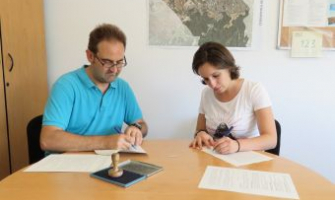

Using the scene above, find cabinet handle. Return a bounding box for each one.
[8,53,14,72]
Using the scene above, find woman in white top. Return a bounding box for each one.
[189,42,277,154]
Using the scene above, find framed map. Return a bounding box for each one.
[149,0,264,49]
[277,0,335,50]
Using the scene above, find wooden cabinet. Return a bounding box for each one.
[0,0,48,179]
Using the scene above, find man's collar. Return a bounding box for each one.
[78,65,118,89]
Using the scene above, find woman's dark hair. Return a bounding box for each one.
[192,42,240,80]
[88,24,126,54]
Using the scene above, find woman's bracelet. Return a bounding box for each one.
[235,139,241,153]
[194,129,208,138]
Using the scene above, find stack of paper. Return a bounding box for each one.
[199,166,299,199]
[202,148,272,166]
[94,145,146,156]
[24,154,111,172]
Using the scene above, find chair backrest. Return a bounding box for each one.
[265,119,281,156]
[27,115,44,164]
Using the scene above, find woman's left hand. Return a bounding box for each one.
[213,137,239,154]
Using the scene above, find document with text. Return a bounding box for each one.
[202,148,272,166]
[283,0,328,27]
[94,145,146,156]
[199,166,299,199]
[24,154,111,172]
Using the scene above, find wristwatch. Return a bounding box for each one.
[130,122,142,130]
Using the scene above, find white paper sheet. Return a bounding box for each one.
[94,145,146,156]
[199,166,299,199]
[24,154,111,172]
[202,148,272,166]
[291,31,323,57]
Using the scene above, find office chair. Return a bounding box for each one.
[27,115,45,164]
[265,120,281,156]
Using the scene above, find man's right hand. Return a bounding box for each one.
[107,134,133,150]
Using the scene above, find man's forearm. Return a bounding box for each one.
[40,126,112,152]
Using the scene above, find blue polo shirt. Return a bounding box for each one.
[43,66,143,135]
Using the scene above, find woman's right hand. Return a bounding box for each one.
[189,131,214,150]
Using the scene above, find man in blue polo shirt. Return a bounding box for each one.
[41,24,148,152]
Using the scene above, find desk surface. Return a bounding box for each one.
[0,140,334,200]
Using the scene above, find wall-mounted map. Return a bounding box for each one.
[149,0,262,48]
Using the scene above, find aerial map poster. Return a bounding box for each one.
[149,0,264,49]
[277,0,335,50]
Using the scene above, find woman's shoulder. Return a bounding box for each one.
[242,79,264,91]
[200,87,216,103]
[243,79,262,86]
[201,86,213,96]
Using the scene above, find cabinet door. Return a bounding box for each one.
[1,0,48,172]
[0,17,11,180]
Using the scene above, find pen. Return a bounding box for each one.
[114,127,122,133]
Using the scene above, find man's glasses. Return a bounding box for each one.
[213,123,234,140]
[95,55,127,69]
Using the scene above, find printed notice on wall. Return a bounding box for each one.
[291,31,323,57]
[278,0,335,50]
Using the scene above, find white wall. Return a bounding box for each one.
[44,0,335,183]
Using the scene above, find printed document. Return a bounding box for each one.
[199,166,299,199]
[202,148,272,166]
[24,154,111,172]
[95,145,146,156]
[283,0,328,27]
